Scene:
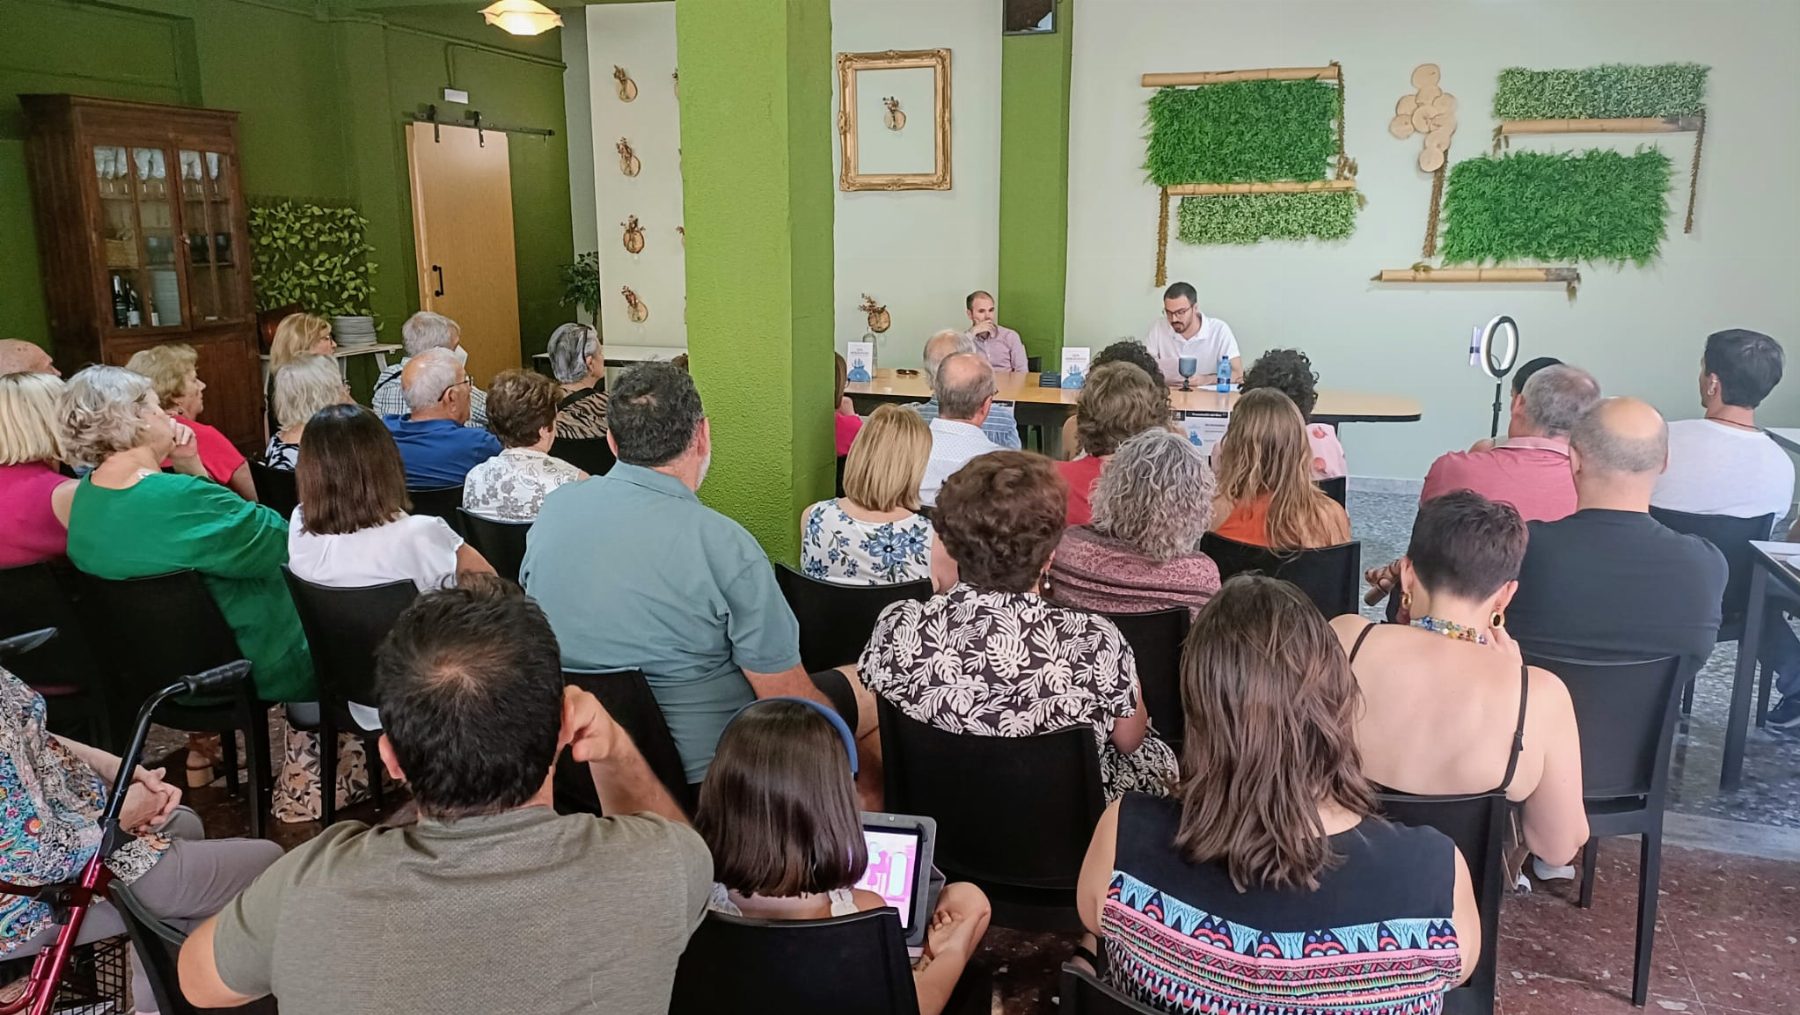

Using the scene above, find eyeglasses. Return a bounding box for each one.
[441,377,473,400]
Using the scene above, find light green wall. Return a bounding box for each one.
[997,0,1073,363]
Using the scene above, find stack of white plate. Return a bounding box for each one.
[332,316,378,347]
[149,271,182,326]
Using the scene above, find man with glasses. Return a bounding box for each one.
[382,347,501,487]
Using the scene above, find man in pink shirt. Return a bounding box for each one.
[964,291,1029,373]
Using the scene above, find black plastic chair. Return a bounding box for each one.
[669,908,918,1015]
[1059,962,1160,1014]
[113,884,276,1015]
[878,699,1103,931]
[554,669,693,816]
[457,509,531,583]
[1647,507,1775,714]
[248,460,298,520]
[1098,607,1189,751]
[406,485,465,534]
[75,570,272,838]
[1377,791,1509,1015]
[835,455,848,498]
[774,563,933,672]
[549,435,615,476]
[1199,533,1362,617]
[280,568,414,826]
[1315,474,1348,507]
[1523,651,1683,1008]
[0,562,111,745]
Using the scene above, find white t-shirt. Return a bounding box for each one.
[1143,315,1240,385]
[1652,418,1795,519]
[288,508,465,593]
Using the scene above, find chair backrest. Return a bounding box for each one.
[555,669,692,814]
[113,885,276,1015]
[406,485,465,533]
[1646,507,1774,624]
[773,563,933,672]
[1522,652,1683,803]
[280,567,417,710]
[1315,474,1348,507]
[1377,791,1508,1009]
[1199,533,1361,617]
[75,570,245,707]
[1059,962,1161,1015]
[456,509,531,583]
[834,455,848,499]
[0,563,104,697]
[1097,607,1189,749]
[549,435,615,476]
[248,461,298,520]
[879,700,1103,890]
[670,908,918,1015]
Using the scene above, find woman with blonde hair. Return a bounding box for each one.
[0,372,77,567]
[800,403,933,585]
[123,344,256,501]
[266,313,335,433]
[263,354,351,470]
[1210,388,1349,550]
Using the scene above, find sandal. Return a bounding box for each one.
[184,733,221,788]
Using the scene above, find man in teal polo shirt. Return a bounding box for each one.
[521,362,852,785]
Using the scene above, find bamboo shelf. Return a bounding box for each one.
[1142,66,1339,88]
[1496,115,1703,137]
[1168,179,1358,196]
[1372,267,1579,284]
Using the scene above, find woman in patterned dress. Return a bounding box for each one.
[859,451,1176,800]
[462,369,586,522]
[545,323,609,440]
[801,404,934,585]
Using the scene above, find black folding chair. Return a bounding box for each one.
[1315,475,1348,507]
[774,563,932,672]
[835,455,848,498]
[878,700,1103,931]
[248,461,298,520]
[1097,607,1189,751]
[1059,962,1160,1014]
[670,909,918,1015]
[75,570,272,838]
[554,669,693,816]
[1647,507,1776,715]
[1200,533,1361,617]
[549,435,615,476]
[1377,791,1510,1015]
[280,568,415,826]
[457,509,531,583]
[1524,651,1683,1008]
[406,485,465,535]
[113,884,276,1015]
[0,562,111,745]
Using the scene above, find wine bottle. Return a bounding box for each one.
[111,275,129,328]
[125,281,142,327]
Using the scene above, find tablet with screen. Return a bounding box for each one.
[858,811,937,948]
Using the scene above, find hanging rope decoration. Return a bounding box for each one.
[1331,61,1355,181]
[1684,110,1705,234]
[1155,187,1171,288]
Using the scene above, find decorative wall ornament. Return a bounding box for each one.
[675,225,685,247]
[613,65,638,102]
[837,49,952,192]
[622,216,645,255]
[1388,64,1458,256]
[1442,149,1672,267]
[621,286,648,323]
[616,137,641,178]
[671,68,679,97]
[859,294,891,334]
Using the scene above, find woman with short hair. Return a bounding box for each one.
[801,404,933,585]
[264,354,351,471]
[1079,575,1479,1014]
[1048,428,1220,616]
[860,451,1176,800]
[1211,388,1349,550]
[462,369,586,522]
[1237,348,1347,480]
[123,343,256,501]
[1058,361,1172,526]
[545,322,609,440]
[0,371,77,567]
[268,313,335,374]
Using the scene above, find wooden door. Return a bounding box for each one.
[406,123,520,385]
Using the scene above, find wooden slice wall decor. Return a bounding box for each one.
[1390,64,1458,172]
[859,294,891,333]
[617,138,641,177]
[621,286,648,323]
[613,65,638,102]
[622,216,645,254]
[882,97,906,131]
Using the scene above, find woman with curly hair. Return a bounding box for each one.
[1232,348,1347,480]
[1057,361,1173,526]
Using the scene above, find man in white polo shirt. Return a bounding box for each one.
[919,353,1002,507]
[1143,281,1241,387]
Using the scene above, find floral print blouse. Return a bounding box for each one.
[462,448,586,523]
[800,499,932,585]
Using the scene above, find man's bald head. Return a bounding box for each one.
[936,352,997,422]
[0,341,57,377]
[1571,397,1668,476]
[923,329,977,389]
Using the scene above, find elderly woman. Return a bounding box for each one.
[1057,360,1172,526]
[1211,388,1350,550]
[264,354,352,471]
[0,372,77,567]
[462,369,586,522]
[265,313,335,432]
[860,451,1176,801]
[545,322,609,440]
[802,404,933,585]
[0,665,282,1014]
[123,343,255,501]
[1048,428,1220,616]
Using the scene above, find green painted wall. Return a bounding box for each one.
[996,0,1073,362]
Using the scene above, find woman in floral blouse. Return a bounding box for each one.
[859,451,1177,800]
[463,369,587,522]
[801,404,933,585]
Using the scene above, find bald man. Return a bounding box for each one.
[919,352,1001,507]
[911,329,1020,449]
[1508,397,1726,684]
[0,340,57,377]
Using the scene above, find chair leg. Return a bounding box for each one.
[1632,829,1663,1007]
[1755,660,1773,728]
[366,734,387,808]
[1680,677,1694,716]
[1578,837,1599,909]
[319,710,339,828]
[242,703,271,840]
[220,731,240,796]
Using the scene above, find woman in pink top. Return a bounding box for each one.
[1238,349,1347,480]
[123,344,255,501]
[0,372,78,568]
[833,352,863,456]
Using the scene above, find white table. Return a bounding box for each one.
[1764,427,1800,456]
[532,344,686,373]
[260,343,402,386]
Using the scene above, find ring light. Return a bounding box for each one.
[1478,315,1519,380]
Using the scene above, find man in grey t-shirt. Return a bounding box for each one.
[177,578,711,1015]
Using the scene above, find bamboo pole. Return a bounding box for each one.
[1168,179,1358,196]
[1498,116,1703,136]
[1372,267,1579,283]
[1141,66,1340,87]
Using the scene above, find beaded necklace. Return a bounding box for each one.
[1411,615,1488,645]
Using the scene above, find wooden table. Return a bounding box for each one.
[1725,541,1800,791]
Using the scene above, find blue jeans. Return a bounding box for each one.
[1759,603,1800,698]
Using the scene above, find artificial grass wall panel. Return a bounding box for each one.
[1439,149,1672,266]
[1146,80,1336,185]
[1493,64,1708,120]
[1176,192,1357,245]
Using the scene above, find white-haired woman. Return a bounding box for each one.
[1047,427,1221,616]
[545,322,608,439]
[263,354,352,471]
[0,372,76,568]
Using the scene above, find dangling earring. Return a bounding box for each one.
[1490,610,1505,629]
[1400,591,1412,612]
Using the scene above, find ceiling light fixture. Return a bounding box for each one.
[480,0,563,37]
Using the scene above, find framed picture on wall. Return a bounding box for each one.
[837,48,952,192]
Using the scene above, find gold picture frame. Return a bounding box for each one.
[837,48,952,192]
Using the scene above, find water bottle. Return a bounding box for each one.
[1215,355,1231,393]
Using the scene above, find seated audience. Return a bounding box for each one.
[265,312,335,432]
[802,404,933,585]
[0,339,58,376]
[0,666,282,1014]
[123,343,256,501]
[1508,398,1726,683]
[862,451,1177,801]
[1236,348,1346,480]
[382,347,501,488]
[1059,339,1166,453]
[546,322,609,439]
[913,329,1020,450]
[1058,360,1171,526]
[522,363,859,786]
[1048,428,1220,616]
[1078,575,1476,1013]
[697,698,991,1015]
[372,310,488,426]
[263,354,351,471]
[1331,491,1588,872]
[1467,356,1564,454]
[0,372,77,568]
[919,352,1004,507]
[463,369,586,522]
[964,289,1028,372]
[177,579,711,1015]
[834,352,864,456]
[1210,388,1350,550]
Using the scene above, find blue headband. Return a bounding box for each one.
[725,696,859,776]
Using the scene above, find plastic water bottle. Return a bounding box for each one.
[1215,355,1231,393]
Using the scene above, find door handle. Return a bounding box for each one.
[432,264,445,297]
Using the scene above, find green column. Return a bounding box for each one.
[677,0,834,563]
[997,0,1074,363]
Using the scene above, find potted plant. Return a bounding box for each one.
[247,200,379,344]
[559,251,600,324]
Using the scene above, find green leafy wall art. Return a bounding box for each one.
[1440,149,1672,266]
[1177,192,1357,246]
[247,200,378,317]
[1493,63,1709,120]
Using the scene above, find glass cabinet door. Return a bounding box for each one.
[179,148,242,324]
[94,144,183,329]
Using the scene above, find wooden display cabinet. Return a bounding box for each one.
[22,95,262,451]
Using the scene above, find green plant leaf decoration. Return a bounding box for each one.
[246,200,378,317]
[1146,80,1337,185]
[1439,149,1672,266]
[1493,63,1708,120]
[559,251,601,318]
[1176,192,1357,245]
